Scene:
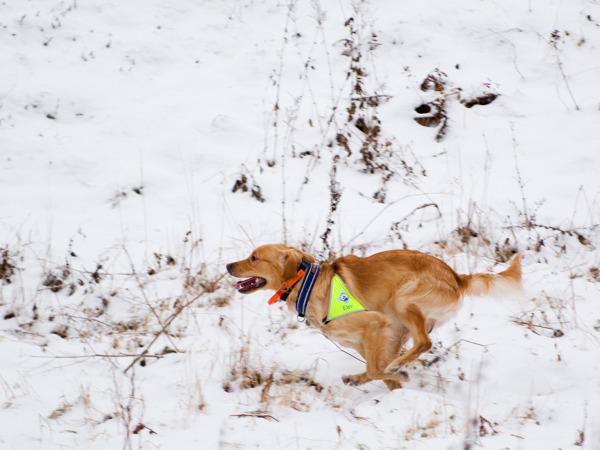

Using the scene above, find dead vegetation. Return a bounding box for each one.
[0,247,18,284]
[413,69,499,141]
[0,231,231,364]
[335,17,395,179]
[231,165,266,203]
[222,343,333,414]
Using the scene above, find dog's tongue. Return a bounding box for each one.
[236,277,265,292]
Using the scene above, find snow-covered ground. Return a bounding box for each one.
[1,0,599,448]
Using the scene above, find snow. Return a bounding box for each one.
[1,0,600,448]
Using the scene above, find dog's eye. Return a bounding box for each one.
[251,254,258,261]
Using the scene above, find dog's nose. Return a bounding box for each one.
[226,263,233,274]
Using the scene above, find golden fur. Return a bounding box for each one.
[227,244,523,390]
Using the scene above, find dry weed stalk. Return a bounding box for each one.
[319,155,342,260]
[549,30,580,111]
[335,15,397,186]
[114,370,148,450]
[123,288,204,373]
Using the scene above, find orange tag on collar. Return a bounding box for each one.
[284,269,305,289]
[268,289,284,305]
[267,269,306,305]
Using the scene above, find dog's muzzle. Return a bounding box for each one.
[227,263,267,293]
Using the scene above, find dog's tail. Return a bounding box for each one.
[458,252,524,300]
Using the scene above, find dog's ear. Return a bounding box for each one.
[281,247,315,280]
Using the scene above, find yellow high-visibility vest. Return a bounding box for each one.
[326,275,367,322]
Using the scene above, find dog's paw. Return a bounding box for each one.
[384,364,410,379]
[342,374,367,386]
[384,379,404,390]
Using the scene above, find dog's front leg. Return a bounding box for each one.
[361,314,409,389]
[326,312,409,390]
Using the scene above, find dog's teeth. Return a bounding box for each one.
[235,277,266,292]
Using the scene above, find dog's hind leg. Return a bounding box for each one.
[385,302,432,373]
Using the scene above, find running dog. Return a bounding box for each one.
[227,244,523,390]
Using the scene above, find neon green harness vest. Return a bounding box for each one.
[326,275,367,322]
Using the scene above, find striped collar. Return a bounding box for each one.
[295,261,320,319]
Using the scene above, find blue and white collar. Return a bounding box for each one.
[295,260,320,319]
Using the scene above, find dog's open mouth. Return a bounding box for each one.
[235,277,267,293]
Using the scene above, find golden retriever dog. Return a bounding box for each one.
[227,244,523,390]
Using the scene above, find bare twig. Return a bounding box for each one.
[549,30,580,111]
[124,292,203,373]
[34,353,164,360]
[511,127,532,227]
[323,334,366,364]
[121,245,181,353]
[511,317,563,337]
[230,412,279,422]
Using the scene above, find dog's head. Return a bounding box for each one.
[226,244,315,294]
